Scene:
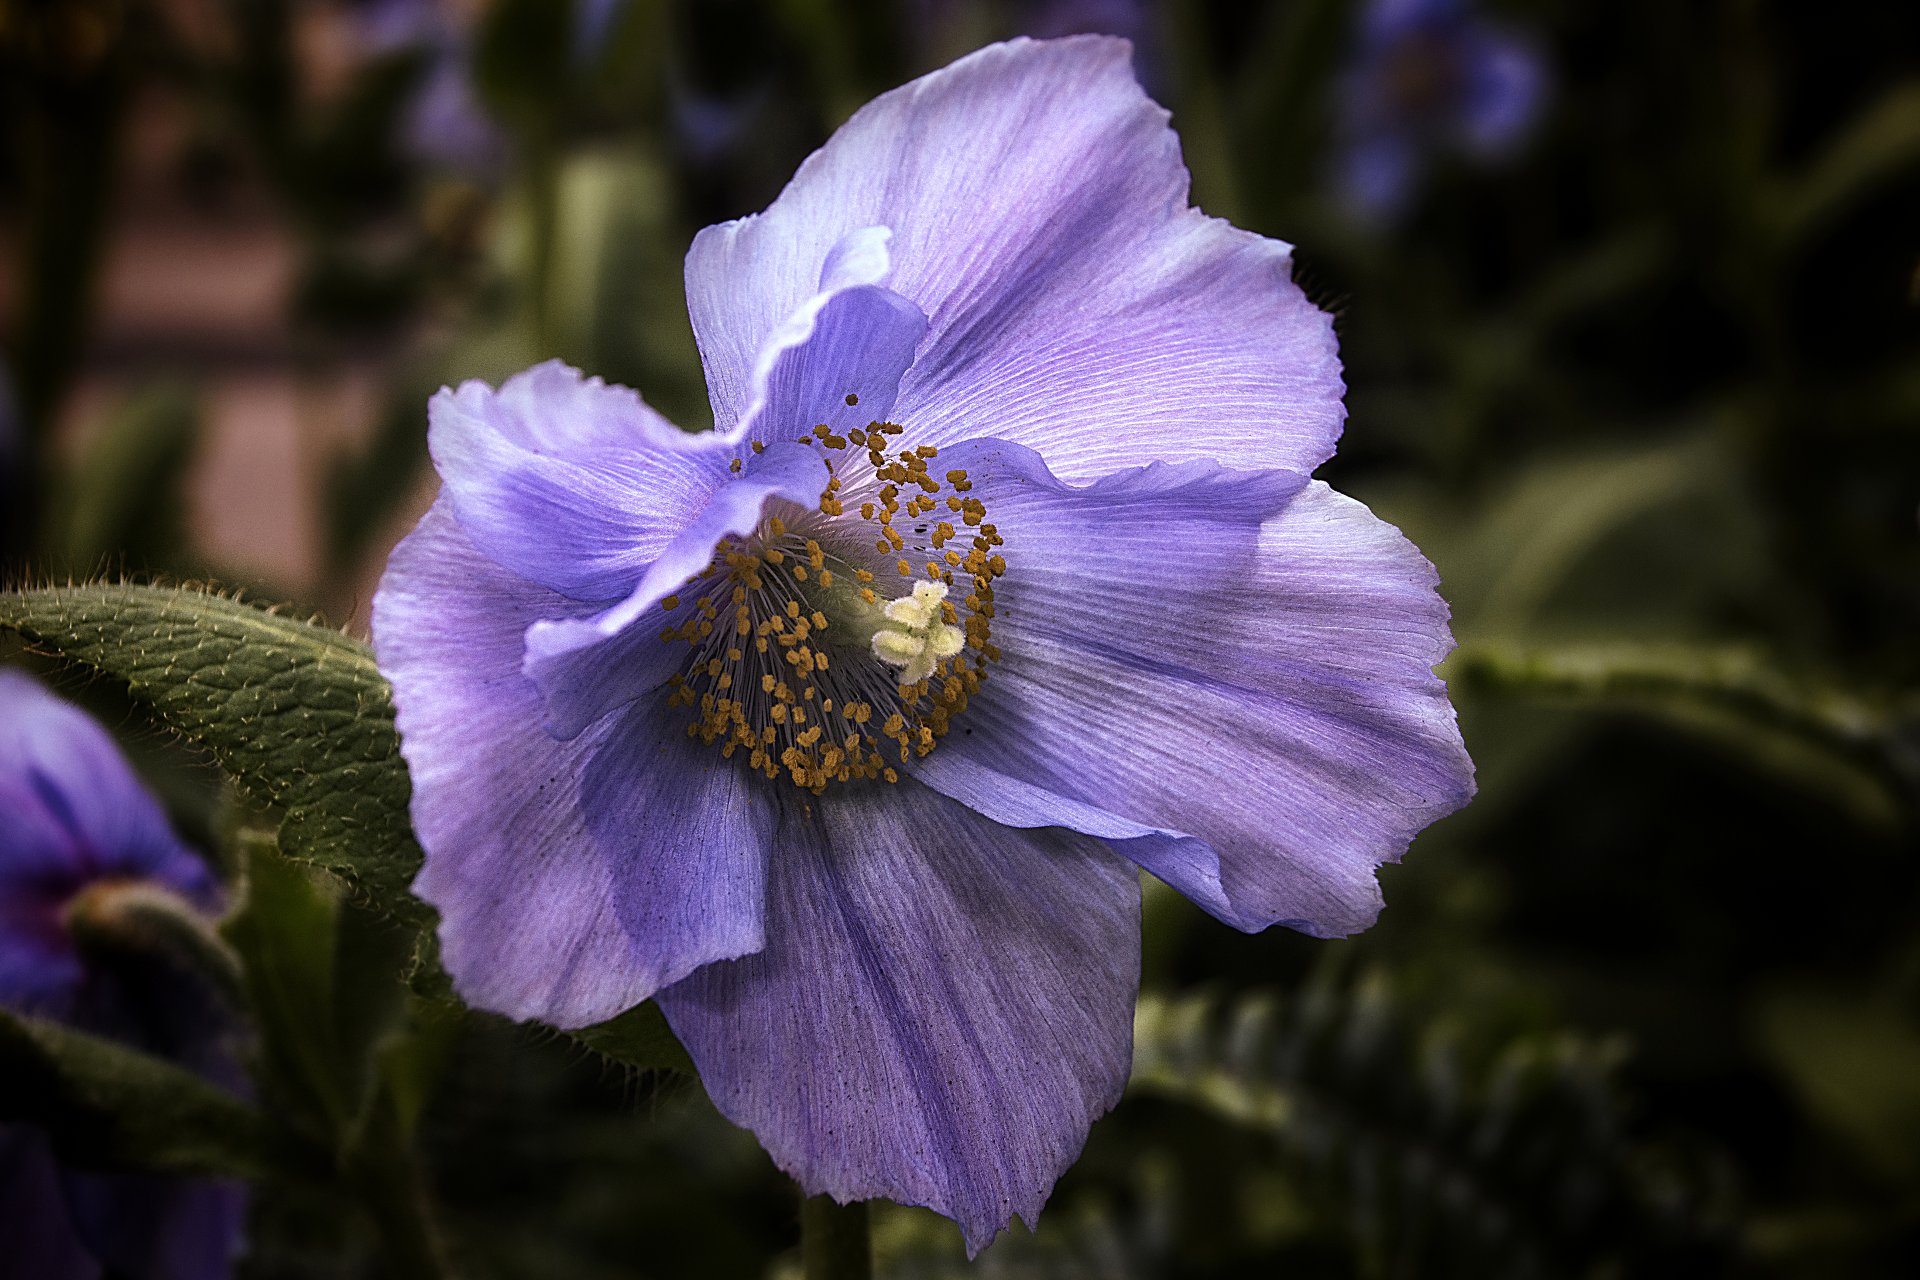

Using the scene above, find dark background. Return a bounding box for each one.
[4,1,1919,1275]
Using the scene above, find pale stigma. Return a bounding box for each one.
[870,580,965,686]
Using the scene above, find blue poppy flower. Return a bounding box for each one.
[374,37,1473,1251]
[0,671,246,1279]
[1334,0,1546,221]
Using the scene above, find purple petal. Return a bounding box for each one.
[729,226,929,447]
[911,441,1473,937]
[0,672,210,894]
[428,360,738,603]
[657,780,1139,1254]
[520,438,829,737]
[516,238,925,736]
[1362,0,1463,42]
[373,501,775,1027]
[684,36,1342,480]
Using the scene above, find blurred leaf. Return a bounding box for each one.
[1449,641,1909,827]
[1450,433,1720,634]
[534,147,706,424]
[47,383,200,576]
[377,997,465,1141]
[1772,80,1920,245]
[0,583,427,925]
[1129,968,1728,1277]
[0,1007,283,1179]
[473,0,574,129]
[1507,227,1671,332]
[224,832,460,1275]
[323,375,436,579]
[1754,988,1920,1183]
[222,832,413,1142]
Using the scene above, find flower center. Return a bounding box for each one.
[660,406,1005,793]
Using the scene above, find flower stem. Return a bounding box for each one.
[801,1194,871,1280]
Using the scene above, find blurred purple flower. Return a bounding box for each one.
[375,37,1472,1250]
[0,671,246,1280]
[353,0,506,178]
[574,0,627,61]
[1018,0,1153,42]
[911,0,1160,83]
[667,75,770,168]
[1334,0,1546,221]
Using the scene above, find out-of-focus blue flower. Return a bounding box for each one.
[668,75,770,169]
[574,0,628,63]
[353,0,505,178]
[911,0,1160,83]
[375,37,1472,1251]
[1334,0,1546,221]
[1017,0,1152,43]
[0,671,246,1280]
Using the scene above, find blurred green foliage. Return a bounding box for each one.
[3,0,1918,1276]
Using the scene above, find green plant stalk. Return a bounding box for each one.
[1446,641,1887,762]
[346,1091,449,1280]
[802,1194,872,1280]
[524,139,561,359]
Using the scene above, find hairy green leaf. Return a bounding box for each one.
[571,1001,696,1077]
[0,582,694,1079]
[0,582,425,923]
[223,831,414,1141]
[0,1008,285,1179]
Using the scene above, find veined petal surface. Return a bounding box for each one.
[658,780,1139,1255]
[728,225,929,448]
[373,502,775,1027]
[912,442,1473,936]
[428,361,736,604]
[521,439,829,739]
[685,36,1343,480]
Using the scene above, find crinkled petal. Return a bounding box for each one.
[685,36,1342,480]
[373,501,775,1027]
[912,441,1473,936]
[515,237,929,737]
[521,438,829,738]
[728,225,929,446]
[428,360,736,603]
[657,780,1139,1255]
